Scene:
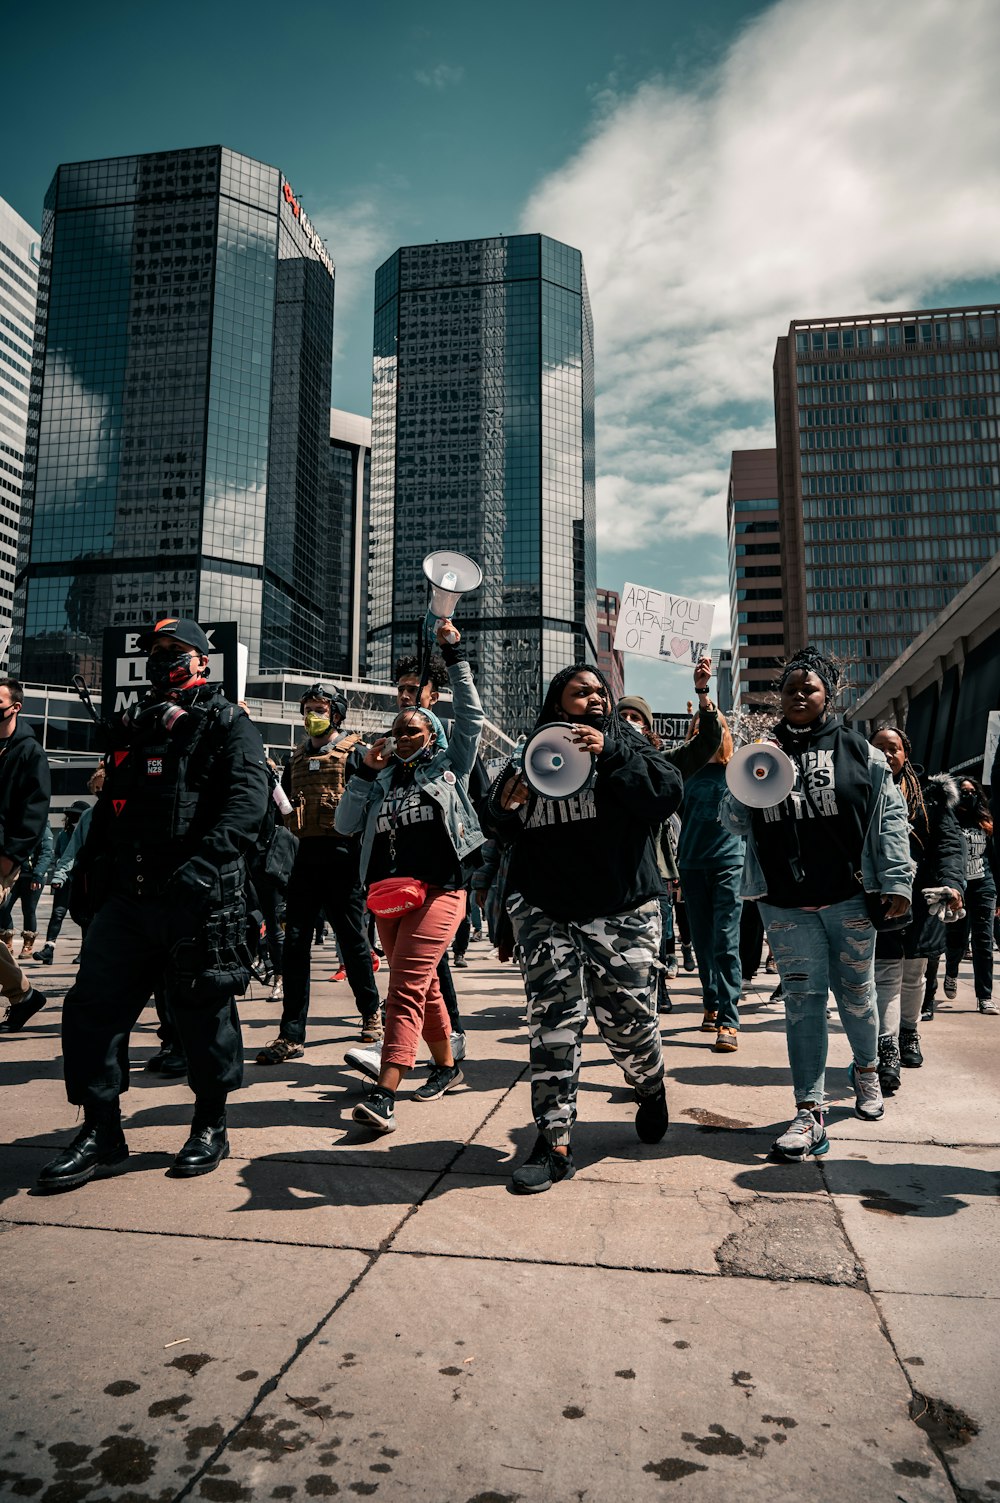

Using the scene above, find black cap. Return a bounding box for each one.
[137,618,212,655]
[68,799,90,815]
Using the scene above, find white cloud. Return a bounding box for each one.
[414,63,465,90]
[313,196,396,319]
[521,0,1000,548]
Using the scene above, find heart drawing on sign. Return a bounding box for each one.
[669,637,688,659]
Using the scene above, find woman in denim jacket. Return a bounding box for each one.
[334,622,484,1134]
[719,649,912,1162]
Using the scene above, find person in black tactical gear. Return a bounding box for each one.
[256,682,380,1065]
[36,619,270,1192]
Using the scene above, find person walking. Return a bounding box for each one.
[0,820,53,961]
[944,778,997,1015]
[720,650,912,1161]
[490,663,683,1193]
[31,800,90,966]
[0,676,51,1033]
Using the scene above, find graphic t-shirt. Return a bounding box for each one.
[366,769,463,889]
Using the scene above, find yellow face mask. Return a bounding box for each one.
[304,711,331,738]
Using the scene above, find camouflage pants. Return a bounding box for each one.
[507,893,663,1147]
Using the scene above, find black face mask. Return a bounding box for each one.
[146,649,197,692]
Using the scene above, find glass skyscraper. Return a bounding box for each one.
[0,196,39,663]
[12,145,335,686]
[774,304,1000,707]
[326,407,371,680]
[369,234,596,732]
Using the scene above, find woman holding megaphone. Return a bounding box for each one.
[487,663,684,1194]
[720,649,912,1162]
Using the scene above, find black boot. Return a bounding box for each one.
[172,1108,229,1177]
[899,1027,923,1068]
[145,1043,188,1077]
[36,1119,128,1193]
[2,987,48,1032]
[877,1033,901,1096]
[635,1082,669,1143]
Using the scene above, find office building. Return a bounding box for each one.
[326,408,371,679]
[774,303,1000,707]
[369,234,596,731]
[596,586,624,699]
[727,448,783,707]
[0,197,39,661]
[13,145,335,687]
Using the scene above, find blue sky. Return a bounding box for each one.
[6,0,1000,708]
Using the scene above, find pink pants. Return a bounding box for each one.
[375,887,466,1070]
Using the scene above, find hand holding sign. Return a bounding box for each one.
[613,583,715,664]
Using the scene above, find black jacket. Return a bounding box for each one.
[0,719,52,868]
[881,771,965,959]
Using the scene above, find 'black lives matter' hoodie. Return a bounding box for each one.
[490,728,683,923]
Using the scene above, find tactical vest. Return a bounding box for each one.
[287,733,362,839]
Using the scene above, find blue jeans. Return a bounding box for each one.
[680,865,742,1029]
[759,895,878,1107]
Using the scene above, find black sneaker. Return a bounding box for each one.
[352,1086,396,1134]
[920,1000,935,1022]
[413,1063,464,1101]
[36,1122,128,1193]
[681,944,695,972]
[635,1082,669,1143]
[1,987,47,1032]
[510,1134,575,1194]
[32,943,55,966]
[899,1027,923,1068]
[877,1033,901,1096]
[145,1044,187,1077]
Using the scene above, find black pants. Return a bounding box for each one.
[437,952,462,1033]
[946,876,996,1002]
[0,869,40,932]
[739,900,765,981]
[280,843,379,1042]
[63,893,243,1111]
[256,873,285,976]
[45,882,71,943]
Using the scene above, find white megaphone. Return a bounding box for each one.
[725,741,796,809]
[518,722,595,801]
[423,550,483,643]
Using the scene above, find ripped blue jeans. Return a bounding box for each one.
[759,895,878,1108]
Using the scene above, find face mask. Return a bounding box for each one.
[146,649,197,692]
[0,704,17,722]
[960,790,979,809]
[304,711,331,738]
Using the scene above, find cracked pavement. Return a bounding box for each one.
[1,918,998,1501]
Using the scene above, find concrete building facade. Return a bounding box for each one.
[0,196,39,662]
[727,448,783,708]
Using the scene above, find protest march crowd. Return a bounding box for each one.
[0,613,994,1194]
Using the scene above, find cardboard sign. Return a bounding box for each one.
[984,711,1000,785]
[101,622,240,716]
[613,583,715,664]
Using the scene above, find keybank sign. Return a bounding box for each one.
[280,180,334,279]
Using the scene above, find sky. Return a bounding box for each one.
[6,0,1000,708]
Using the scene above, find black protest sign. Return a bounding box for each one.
[101,623,240,715]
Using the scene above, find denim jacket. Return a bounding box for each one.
[719,741,913,902]
[334,659,485,881]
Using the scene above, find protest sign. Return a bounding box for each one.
[101,622,240,715]
[613,582,715,664]
[984,711,1000,785]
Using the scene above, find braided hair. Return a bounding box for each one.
[778,647,841,704]
[872,723,929,844]
[536,662,623,738]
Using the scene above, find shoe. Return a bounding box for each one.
[172,1120,229,1176]
[849,1063,885,1121]
[963,946,973,962]
[681,944,695,973]
[145,1044,187,1077]
[877,1033,901,1096]
[36,1121,129,1192]
[360,1012,384,1044]
[471,930,483,943]
[657,987,673,1014]
[413,1063,464,1101]
[32,943,55,966]
[345,1045,381,1081]
[71,952,82,964]
[510,1134,575,1194]
[18,932,37,961]
[634,1082,669,1143]
[978,997,999,1014]
[943,974,958,999]
[765,954,778,975]
[920,1000,935,1022]
[352,1086,396,1133]
[665,956,678,980]
[450,1030,467,1062]
[453,954,469,969]
[714,1027,739,1053]
[255,1035,304,1065]
[269,977,284,1004]
[1,987,47,1032]
[772,1108,828,1160]
[741,978,751,994]
[699,1010,718,1033]
[770,983,785,1003]
[329,968,347,983]
[899,1027,923,1068]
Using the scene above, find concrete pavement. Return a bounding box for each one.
[1,918,998,1502]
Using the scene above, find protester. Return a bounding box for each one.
[46,768,105,963]
[677,710,745,1050]
[0,820,53,961]
[489,663,683,1193]
[335,621,484,1135]
[944,778,997,1014]
[869,726,965,1086]
[0,676,51,1032]
[32,800,90,965]
[720,649,912,1160]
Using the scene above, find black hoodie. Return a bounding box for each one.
[0,717,52,867]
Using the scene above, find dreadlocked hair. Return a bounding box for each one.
[873,723,929,844]
[779,647,841,703]
[536,662,622,737]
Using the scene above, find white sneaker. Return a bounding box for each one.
[850,1063,885,1121]
[943,974,958,999]
[450,1031,467,1062]
[269,977,284,1004]
[344,1045,381,1082]
[772,1107,828,1160]
[978,998,999,1015]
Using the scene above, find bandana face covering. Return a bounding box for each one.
[304,711,332,738]
[146,649,200,693]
